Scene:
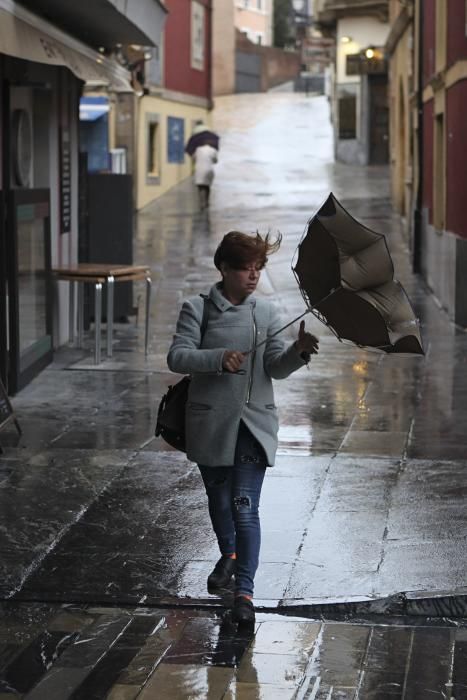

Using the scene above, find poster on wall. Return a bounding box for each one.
[167,117,185,164]
[191,0,205,71]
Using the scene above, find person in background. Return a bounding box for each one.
[167,231,319,624]
[185,120,219,210]
[193,143,218,210]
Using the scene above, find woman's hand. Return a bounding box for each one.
[295,321,319,355]
[222,350,246,373]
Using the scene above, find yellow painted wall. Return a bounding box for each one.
[136,96,211,210]
[387,12,413,219]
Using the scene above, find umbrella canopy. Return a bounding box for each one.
[185,130,220,156]
[292,193,424,354]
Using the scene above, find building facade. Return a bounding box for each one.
[235,0,274,47]
[315,0,390,165]
[387,0,467,326]
[212,0,236,95]
[108,0,214,210]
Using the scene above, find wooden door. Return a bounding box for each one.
[369,75,389,165]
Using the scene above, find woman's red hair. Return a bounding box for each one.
[214,231,282,271]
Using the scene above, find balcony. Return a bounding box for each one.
[16,0,167,50]
[314,0,388,28]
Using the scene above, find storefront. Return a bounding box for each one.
[0,1,135,393]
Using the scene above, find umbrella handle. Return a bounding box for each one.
[244,309,311,355]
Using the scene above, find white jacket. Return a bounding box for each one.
[194,144,218,186]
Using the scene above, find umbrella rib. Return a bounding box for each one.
[245,309,312,355]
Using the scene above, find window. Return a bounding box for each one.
[346,54,360,76]
[338,94,356,139]
[148,123,158,174]
[433,112,445,231]
[146,113,160,183]
[191,1,205,71]
[435,1,447,73]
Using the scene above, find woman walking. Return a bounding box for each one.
[167,231,319,623]
[193,143,218,209]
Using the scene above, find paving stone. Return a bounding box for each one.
[105,686,141,700]
[236,651,308,686]
[137,663,233,699]
[223,681,297,699]
[251,620,320,656]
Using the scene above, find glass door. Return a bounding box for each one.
[7,189,52,393]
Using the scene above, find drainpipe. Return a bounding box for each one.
[206,0,213,110]
[412,0,423,272]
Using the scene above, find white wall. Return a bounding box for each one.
[336,16,389,84]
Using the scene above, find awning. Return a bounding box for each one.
[16,0,167,52]
[79,97,110,121]
[0,1,133,92]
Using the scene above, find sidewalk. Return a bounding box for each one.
[1,603,466,699]
[1,93,467,697]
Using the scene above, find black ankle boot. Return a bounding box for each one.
[207,556,236,589]
[232,596,255,624]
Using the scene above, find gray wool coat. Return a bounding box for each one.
[167,283,307,467]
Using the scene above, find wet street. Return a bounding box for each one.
[1,92,467,697]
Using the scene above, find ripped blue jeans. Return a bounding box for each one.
[198,422,267,598]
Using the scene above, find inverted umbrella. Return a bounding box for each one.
[185,130,220,156]
[290,192,424,354]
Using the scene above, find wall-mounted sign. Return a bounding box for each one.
[191,1,205,71]
[167,117,185,164]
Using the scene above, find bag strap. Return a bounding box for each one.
[199,294,210,341]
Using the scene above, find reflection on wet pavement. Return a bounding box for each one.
[0,604,466,699]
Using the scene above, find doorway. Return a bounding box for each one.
[0,79,53,393]
[369,74,389,164]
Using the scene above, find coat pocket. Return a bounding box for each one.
[265,404,277,410]
[188,402,212,411]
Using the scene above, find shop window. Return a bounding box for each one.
[338,95,356,139]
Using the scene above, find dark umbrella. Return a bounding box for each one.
[185,130,220,156]
[291,192,424,354]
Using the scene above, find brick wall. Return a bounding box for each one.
[236,30,301,92]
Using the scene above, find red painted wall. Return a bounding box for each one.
[164,0,212,100]
[422,99,434,224]
[446,80,467,239]
[447,0,467,66]
[423,0,435,86]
